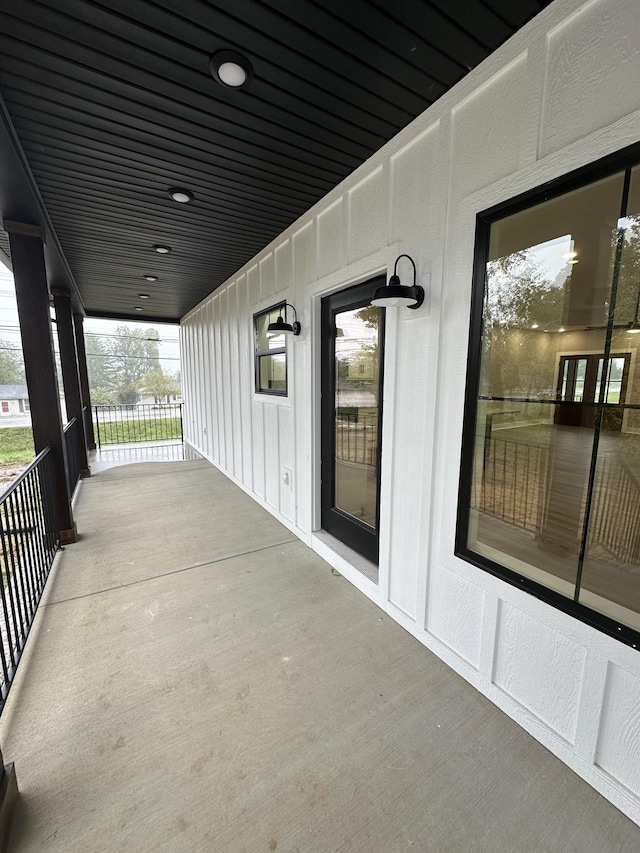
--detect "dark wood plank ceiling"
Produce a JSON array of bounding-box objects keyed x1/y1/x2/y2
[{"x1": 0, "y1": 0, "x2": 553, "y2": 322}]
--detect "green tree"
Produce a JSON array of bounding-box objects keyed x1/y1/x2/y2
[
  {"x1": 483, "y1": 254, "x2": 566, "y2": 396},
  {"x1": 90, "y1": 386, "x2": 117, "y2": 405},
  {"x1": 85, "y1": 326, "x2": 162, "y2": 402},
  {"x1": 0, "y1": 339, "x2": 25, "y2": 384},
  {"x1": 85, "y1": 333, "x2": 116, "y2": 389},
  {"x1": 485, "y1": 255, "x2": 566, "y2": 329},
  {"x1": 144, "y1": 368, "x2": 181, "y2": 403},
  {"x1": 613, "y1": 217, "x2": 640, "y2": 325},
  {"x1": 109, "y1": 326, "x2": 160, "y2": 388},
  {"x1": 116, "y1": 382, "x2": 140, "y2": 405}
]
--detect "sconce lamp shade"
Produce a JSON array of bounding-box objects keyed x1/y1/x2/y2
[
  {"x1": 371, "y1": 279, "x2": 423, "y2": 308},
  {"x1": 267, "y1": 302, "x2": 301, "y2": 336},
  {"x1": 371, "y1": 254, "x2": 424, "y2": 310}
]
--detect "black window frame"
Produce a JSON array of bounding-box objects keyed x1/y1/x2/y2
[
  {"x1": 253, "y1": 302, "x2": 288, "y2": 397},
  {"x1": 455, "y1": 140, "x2": 640, "y2": 650}
]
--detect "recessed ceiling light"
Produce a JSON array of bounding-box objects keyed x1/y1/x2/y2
[
  {"x1": 531, "y1": 323, "x2": 539, "y2": 329},
  {"x1": 169, "y1": 188, "x2": 194, "y2": 204},
  {"x1": 210, "y1": 50, "x2": 253, "y2": 89},
  {"x1": 558, "y1": 327, "x2": 565, "y2": 332},
  {"x1": 144, "y1": 275, "x2": 158, "y2": 281},
  {"x1": 562, "y1": 250, "x2": 578, "y2": 260},
  {"x1": 153, "y1": 244, "x2": 171, "y2": 254},
  {"x1": 138, "y1": 293, "x2": 150, "y2": 299},
  {"x1": 135, "y1": 306, "x2": 144, "y2": 311},
  {"x1": 218, "y1": 62, "x2": 246, "y2": 87}
]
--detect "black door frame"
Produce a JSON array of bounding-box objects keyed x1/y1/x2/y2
[
  {"x1": 555, "y1": 352, "x2": 630, "y2": 430},
  {"x1": 320, "y1": 276, "x2": 386, "y2": 563}
]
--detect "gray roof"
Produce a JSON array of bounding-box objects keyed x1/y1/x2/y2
[{"x1": 0, "y1": 385, "x2": 29, "y2": 399}]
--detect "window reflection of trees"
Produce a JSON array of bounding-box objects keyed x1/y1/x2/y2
[{"x1": 462, "y1": 170, "x2": 640, "y2": 637}]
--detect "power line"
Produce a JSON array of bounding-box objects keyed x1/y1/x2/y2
[
  {"x1": 0, "y1": 323, "x2": 178, "y2": 344},
  {"x1": 0, "y1": 345, "x2": 179, "y2": 362},
  {"x1": 83, "y1": 328, "x2": 178, "y2": 339},
  {"x1": 85, "y1": 354, "x2": 180, "y2": 361}
]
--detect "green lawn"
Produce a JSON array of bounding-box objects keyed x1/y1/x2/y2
[
  {"x1": 0, "y1": 416, "x2": 181, "y2": 463},
  {"x1": 95, "y1": 416, "x2": 182, "y2": 445},
  {"x1": 0, "y1": 427, "x2": 35, "y2": 464}
]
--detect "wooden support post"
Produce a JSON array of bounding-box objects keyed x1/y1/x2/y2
[
  {"x1": 52, "y1": 289, "x2": 90, "y2": 477},
  {"x1": 3, "y1": 221, "x2": 77, "y2": 544},
  {"x1": 0, "y1": 747, "x2": 17, "y2": 853},
  {"x1": 73, "y1": 313, "x2": 96, "y2": 450}
]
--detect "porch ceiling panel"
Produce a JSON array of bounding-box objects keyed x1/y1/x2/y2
[{"x1": 0, "y1": 0, "x2": 552, "y2": 321}]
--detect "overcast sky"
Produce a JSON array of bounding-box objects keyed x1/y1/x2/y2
[{"x1": 0, "y1": 263, "x2": 181, "y2": 371}]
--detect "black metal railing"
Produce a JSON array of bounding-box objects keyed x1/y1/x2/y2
[
  {"x1": 64, "y1": 417, "x2": 81, "y2": 494},
  {"x1": 93, "y1": 403, "x2": 183, "y2": 447},
  {"x1": 588, "y1": 457, "x2": 640, "y2": 565},
  {"x1": 335, "y1": 411, "x2": 378, "y2": 467},
  {"x1": 0, "y1": 448, "x2": 59, "y2": 711},
  {"x1": 474, "y1": 436, "x2": 551, "y2": 532},
  {"x1": 83, "y1": 404, "x2": 95, "y2": 449},
  {"x1": 474, "y1": 434, "x2": 640, "y2": 566}
]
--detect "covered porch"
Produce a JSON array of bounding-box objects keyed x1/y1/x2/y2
[{"x1": 0, "y1": 454, "x2": 637, "y2": 852}]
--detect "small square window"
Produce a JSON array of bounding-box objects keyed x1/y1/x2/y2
[{"x1": 254, "y1": 304, "x2": 288, "y2": 395}]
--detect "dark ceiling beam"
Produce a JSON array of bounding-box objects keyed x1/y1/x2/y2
[{"x1": 0, "y1": 93, "x2": 84, "y2": 315}]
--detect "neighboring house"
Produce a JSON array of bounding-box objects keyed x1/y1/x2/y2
[
  {"x1": 0, "y1": 385, "x2": 29, "y2": 416},
  {"x1": 138, "y1": 393, "x2": 183, "y2": 406}
]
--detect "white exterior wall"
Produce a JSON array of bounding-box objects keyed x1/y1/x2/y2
[{"x1": 181, "y1": 0, "x2": 640, "y2": 824}]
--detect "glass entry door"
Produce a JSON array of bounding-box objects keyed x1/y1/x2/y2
[
  {"x1": 321, "y1": 277, "x2": 385, "y2": 563},
  {"x1": 555, "y1": 353, "x2": 630, "y2": 430}
]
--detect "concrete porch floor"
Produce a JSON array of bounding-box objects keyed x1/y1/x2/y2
[{"x1": 0, "y1": 456, "x2": 639, "y2": 851}]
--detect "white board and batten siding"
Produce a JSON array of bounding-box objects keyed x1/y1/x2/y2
[{"x1": 181, "y1": 0, "x2": 640, "y2": 825}]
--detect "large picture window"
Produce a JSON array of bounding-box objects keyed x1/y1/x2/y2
[
  {"x1": 457, "y1": 145, "x2": 640, "y2": 647},
  {"x1": 254, "y1": 303, "x2": 287, "y2": 395}
]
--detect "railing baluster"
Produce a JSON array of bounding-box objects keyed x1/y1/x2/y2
[
  {"x1": 90, "y1": 404, "x2": 184, "y2": 447},
  {"x1": 472, "y1": 434, "x2": 640, "y2": 575},
  {"x1": 7, "y1": 490, "x2": 28, "y2": 648},
  {"x1": 27, "y1": 468, "x2": 47, "y2": 587},
  {"x1": 95, "y1": 406, "x2": 102, "y2": 448},
  {"x1": 63, "y1": 418, "x2": 81, "y2": 495},
  {"x1": 0, "y1": 448, "x2": 60, "y2": 713},
  {"x1": 17, "y1": 478, "x2": 37, "y2": 619},
  {"x1": 0, "y1": 504, "x2": 19, "y2": 669}
]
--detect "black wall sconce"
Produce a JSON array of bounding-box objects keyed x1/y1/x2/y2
[
  {"x1": 267, "y1": 303, "x2": 301, "y2": 336},
  {"x1": 371, "y1": 254, "x2": 424, "y2": 310}
]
